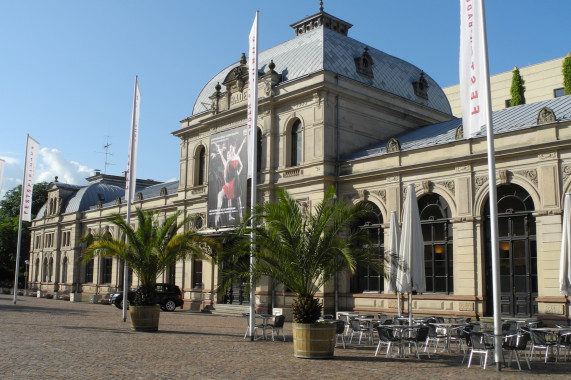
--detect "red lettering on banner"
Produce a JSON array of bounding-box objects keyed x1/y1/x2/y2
[
  {"x1": 471, "y1": 76, "x2": 476, "y2": 84},
  {"x1": 471, "y1": 106, "x2": 480, "y2": 115},
  {"x1": 471, "y1": 91, "x2": 478, "y2": 100}
]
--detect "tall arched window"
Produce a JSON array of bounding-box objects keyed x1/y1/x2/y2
[
  {"x1": 256, "y1": 128, "x2": 262, "y2": 173},
  {"x1": 419, "y1": 193, "x2": 453, "y2": 294},
  {"x1": 85, "y1": 258, "x2": 94, "y2": 283},
  {"x1": 61, "y1": 257, "x2": 68, "y2": 283},
  {"x1": 34, "y1": 258, "x2": 39, "y2": 282},
  {"x1": 290, "y1": 120, "x2": 302, "y2": 166},
  {"x1": 42, "y1": 258, "x2": 48, "y2": 282},
  {"x1": 198, "y1": 146, "x2": 206, "y2": 185},
  {"x1": 350, "y1": 202, "x2": 384, "y2": 293},
  {"x1": 483, "y1": 184, "x2": 537, "y2": 317},
  {"x1": 48, "y1": 257, "x2": 54, "y2": 282}
]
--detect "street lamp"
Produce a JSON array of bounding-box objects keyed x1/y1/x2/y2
[{"x1": 24, "y1": 260, "x2": 29, "y2": 294}]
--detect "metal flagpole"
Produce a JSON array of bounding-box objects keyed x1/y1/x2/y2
[
  {"x1": 478, "y1": 2, "x2": 503, "y2": 370},
  {"x1": 13, "y1": 135, "x2": 39, "y2": 304},
  {"x1": 247, "y1": 11, "x2": 259, "y2": 341},
  {"x1": 123, "y1": 76, "x2": 140, "y2": 322}
]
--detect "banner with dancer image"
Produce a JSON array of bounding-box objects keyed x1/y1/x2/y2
[{"x1": 207, "y1": 126, "x2": 248, "y2": 229}]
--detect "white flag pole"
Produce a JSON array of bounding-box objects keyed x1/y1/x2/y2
[
  {"x1": 123, "y1": 76, "x2": 141, "y2": 322},
  {"x1": 247, "y1": 11, "x2": 259, "y2": 340},
  {"x1": 460, "y1": 0, "x2": 502, "y2": 370},
  {"x1": 0, "y1": 158, "x2": 5, "y2": 195},
  {"x1": 13, "y1": 135, "x2": 40, "y2": 304}
]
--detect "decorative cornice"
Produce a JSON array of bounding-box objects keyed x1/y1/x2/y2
[{"x1": 514, "y1": 169, "x2": 538, "y2": 186}]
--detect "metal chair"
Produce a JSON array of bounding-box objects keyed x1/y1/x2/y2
[
  {"x1": 502, "y1": 332, "x2": 531, "y2": 370},
  {"x1": 264, "y1": 314, "x2": 286, "y2": 341},
  {"x1": 243, "y1": 313, "x2": 263, "y2": 339},
  {"x1": 375, "y1": 326, "x2": 402, "y2": 357},
  {"x1": 349, "y1": 318, "x2": 370, "y2": 345},
  {"x1": 335, "y1": 320, "x2": 347, "y2": 348},
  {"x1": 424, "y1": 324, "x2": 447, "y2": 353},
  {"x1": 529, "y1": 329, "x2": 558, "y2": 363},
  {"x1": 401, "y1": 326, "x2": 430, "y2": 359},
  {"x1": 467, "y1": 332, "x2": 494, "y2": 369}
]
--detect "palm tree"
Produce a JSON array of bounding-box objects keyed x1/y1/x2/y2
[
  {"x1": 83, "y1": 208, "x2": 218, "y2": 306},
  {"x1": 222, "y1": 186, "x2": 384, "y2": 323}
]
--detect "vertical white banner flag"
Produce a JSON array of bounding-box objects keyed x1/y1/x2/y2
[
  {"x1": 247, "y1": 11, "x2": 259, "y2": 180},
  {"x1": 0, "y1": 158, "x2": 5, "y2": 195},
  {"x1": 21, "y1": 135, "x2": 40, "y2": 222},
  {"x1": 460, "y1": 0, "x2": 490, "y2": 139},
  {"x1": 125, "y1": 76, "x2": 140, "y2": 203}
]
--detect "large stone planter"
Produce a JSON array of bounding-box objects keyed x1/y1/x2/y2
[
  {"x1": 292, "y1": 322, "x2": 336, "y2": 359},
  {"x1": 129, "y1": 305, "x2": 161, "y2": 332}
]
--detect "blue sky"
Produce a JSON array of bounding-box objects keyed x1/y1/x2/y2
[{"x1": 1, "y1": 0, "x2": 570, "y2": 199}]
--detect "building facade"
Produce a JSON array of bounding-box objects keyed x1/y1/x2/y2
[
  {"x1": 29, "y1": 7, "x2": 571, "y2": 324},
  {"x1": 444, "y1": 55, "x2": 569, "y2": 117}
]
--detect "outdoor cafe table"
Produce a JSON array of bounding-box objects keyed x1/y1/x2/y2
[
  {"x1": 256, "y1": 314, "x2": 276, "y2": 340},
  {"x1": 355, "y1": 316, "x2": 380, "y2": 344}
]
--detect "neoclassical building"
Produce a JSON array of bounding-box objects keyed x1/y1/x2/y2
[{"x1": 29, "y1": 6, "x2": 571, "y2": 324}]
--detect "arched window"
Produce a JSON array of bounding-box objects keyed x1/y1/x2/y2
[
  {"x1": 483, "y1": 184, "x2": 537, "y2": 317},
  {"x1": 34, "y1": 258, "x2": 39, "y2": 282},
  {"x1": 42, "y1": 258, "x2": 48, "y2": 282},
  {"x1": 85, "y1": 258, "x2": 94, "y2": 283},
  {"x1": 61, "y1": 257, "x2": 68, "y2": 283},
  {"x1": 290, "y1": 120, "x2": 302, "y2": 167},
  {"x1": 197, "y1": 146, "x2": 206, "y2": 185},
  {"x1": 48, "y1": 257, "x2": 54, "y2": 282},
  {"x1": 419, "y1": 193, "x2": 453, "y2": 294},
  {"x1": 256, "y1": 128, "x2": 262, "y2": 173},
  {"x1": 350, "y1": 202, "x2": 384, "y2": 293}
]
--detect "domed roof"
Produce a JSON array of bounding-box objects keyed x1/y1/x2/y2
[{"x1": 192, "y1": 14, "x2": 451, "y2": 116}]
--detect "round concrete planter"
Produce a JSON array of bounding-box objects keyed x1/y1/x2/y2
[
  {"x1": 292, "y1": 322, "x2": 336, "y2": 359},
  {"x1": 129, "y1": 305, "x2": 161, "y2": 332}
]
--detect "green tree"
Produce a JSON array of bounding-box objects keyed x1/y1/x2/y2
[
  {"x1": 509, "y1": 66, "x2": 526, "y2": 106},
  {"x1": 222, "y1": 186, "x2": 385, "y2": 323},
  {"x1": 0, "y1": 182, "x2": 48, "y2": 287},
  {"x1": 83, "y1": 208, "x2": 219, "y2": 306},
  {"x1": 563, "y1": 53, "x2": 571, "y2": 95}
]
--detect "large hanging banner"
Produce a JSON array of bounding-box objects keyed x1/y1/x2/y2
[{"x1": 207, "y1": 126, "x2": 248, "y2": 229}]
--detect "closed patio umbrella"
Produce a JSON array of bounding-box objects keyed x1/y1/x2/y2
[
  {"x1": 386, "y1": 211, "x2": 401, "y2": 313},
  {"x1": 396, "y1": 184, "x2": 426, "y2": 326},
  {"x1": 560, "y1": 193, "x2": 571, "y2": 296}
]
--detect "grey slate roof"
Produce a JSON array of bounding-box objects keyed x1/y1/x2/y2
[
  {"x1": 93, "y1": 180, "x2": 180, "y2": 209},
  {"x1": 66, "y1": 182, "x2": 125, "y2": 214},
  {"x1": 192, "y1": 26, "x2": 451, "y2": 116},
  {"x1": 346, "y1": 95, "x2": 571, "y2": 161}
]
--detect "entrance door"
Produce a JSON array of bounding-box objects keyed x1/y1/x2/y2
[{"x1": 483, "y1": 184, "x2": 538, "y2": 317}]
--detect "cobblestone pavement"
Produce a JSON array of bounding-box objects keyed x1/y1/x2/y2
[{"x1": 1, "y1": 294, "x2": 570, "y2": 380}]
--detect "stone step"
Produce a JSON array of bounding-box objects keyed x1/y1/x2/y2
[{"x1": 211, "y1": 303, "x2": 250, "y2": 317}]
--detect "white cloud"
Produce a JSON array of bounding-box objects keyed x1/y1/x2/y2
[
  {"x1": 36, "y1": 148, "x2": 93, "y2": 185},
  {"x1": 0, "y1": 148, "x2": 93, "y2": 200}
]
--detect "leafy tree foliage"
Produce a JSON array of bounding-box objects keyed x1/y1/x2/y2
[
  {"x1": 509, "y1": 67, "x2": 526, "y2": 107},
  {"x1": 0, "y1": 182, "x2": 48, "y2": 287},
  {"x1": 563, "y1": 53, "x2": 571, "y2": 95}
]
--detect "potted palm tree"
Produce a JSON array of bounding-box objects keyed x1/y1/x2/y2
[
  {"x1": 222, "y1": 186, "x2": 383, "y2": 358},
  {"x1": 83, "y1": 208, "x2": 218, "y2": 332}
]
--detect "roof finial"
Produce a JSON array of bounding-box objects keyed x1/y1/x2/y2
[{"x1": 319, "y1": 0, "x2": 323, "y2": 12}]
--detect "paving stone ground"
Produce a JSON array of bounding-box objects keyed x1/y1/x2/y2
[{"x1": 1, "y1": 294, "x2": 570, "y2": 379}]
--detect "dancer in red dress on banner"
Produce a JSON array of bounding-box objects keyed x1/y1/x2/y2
[{"x1": 214, "y1": 137, "x2": 245, "y2": 227}]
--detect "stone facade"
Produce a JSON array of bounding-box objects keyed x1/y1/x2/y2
[{"x1": 28, "y1": 8, "x2": 570, "y2": 324}]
